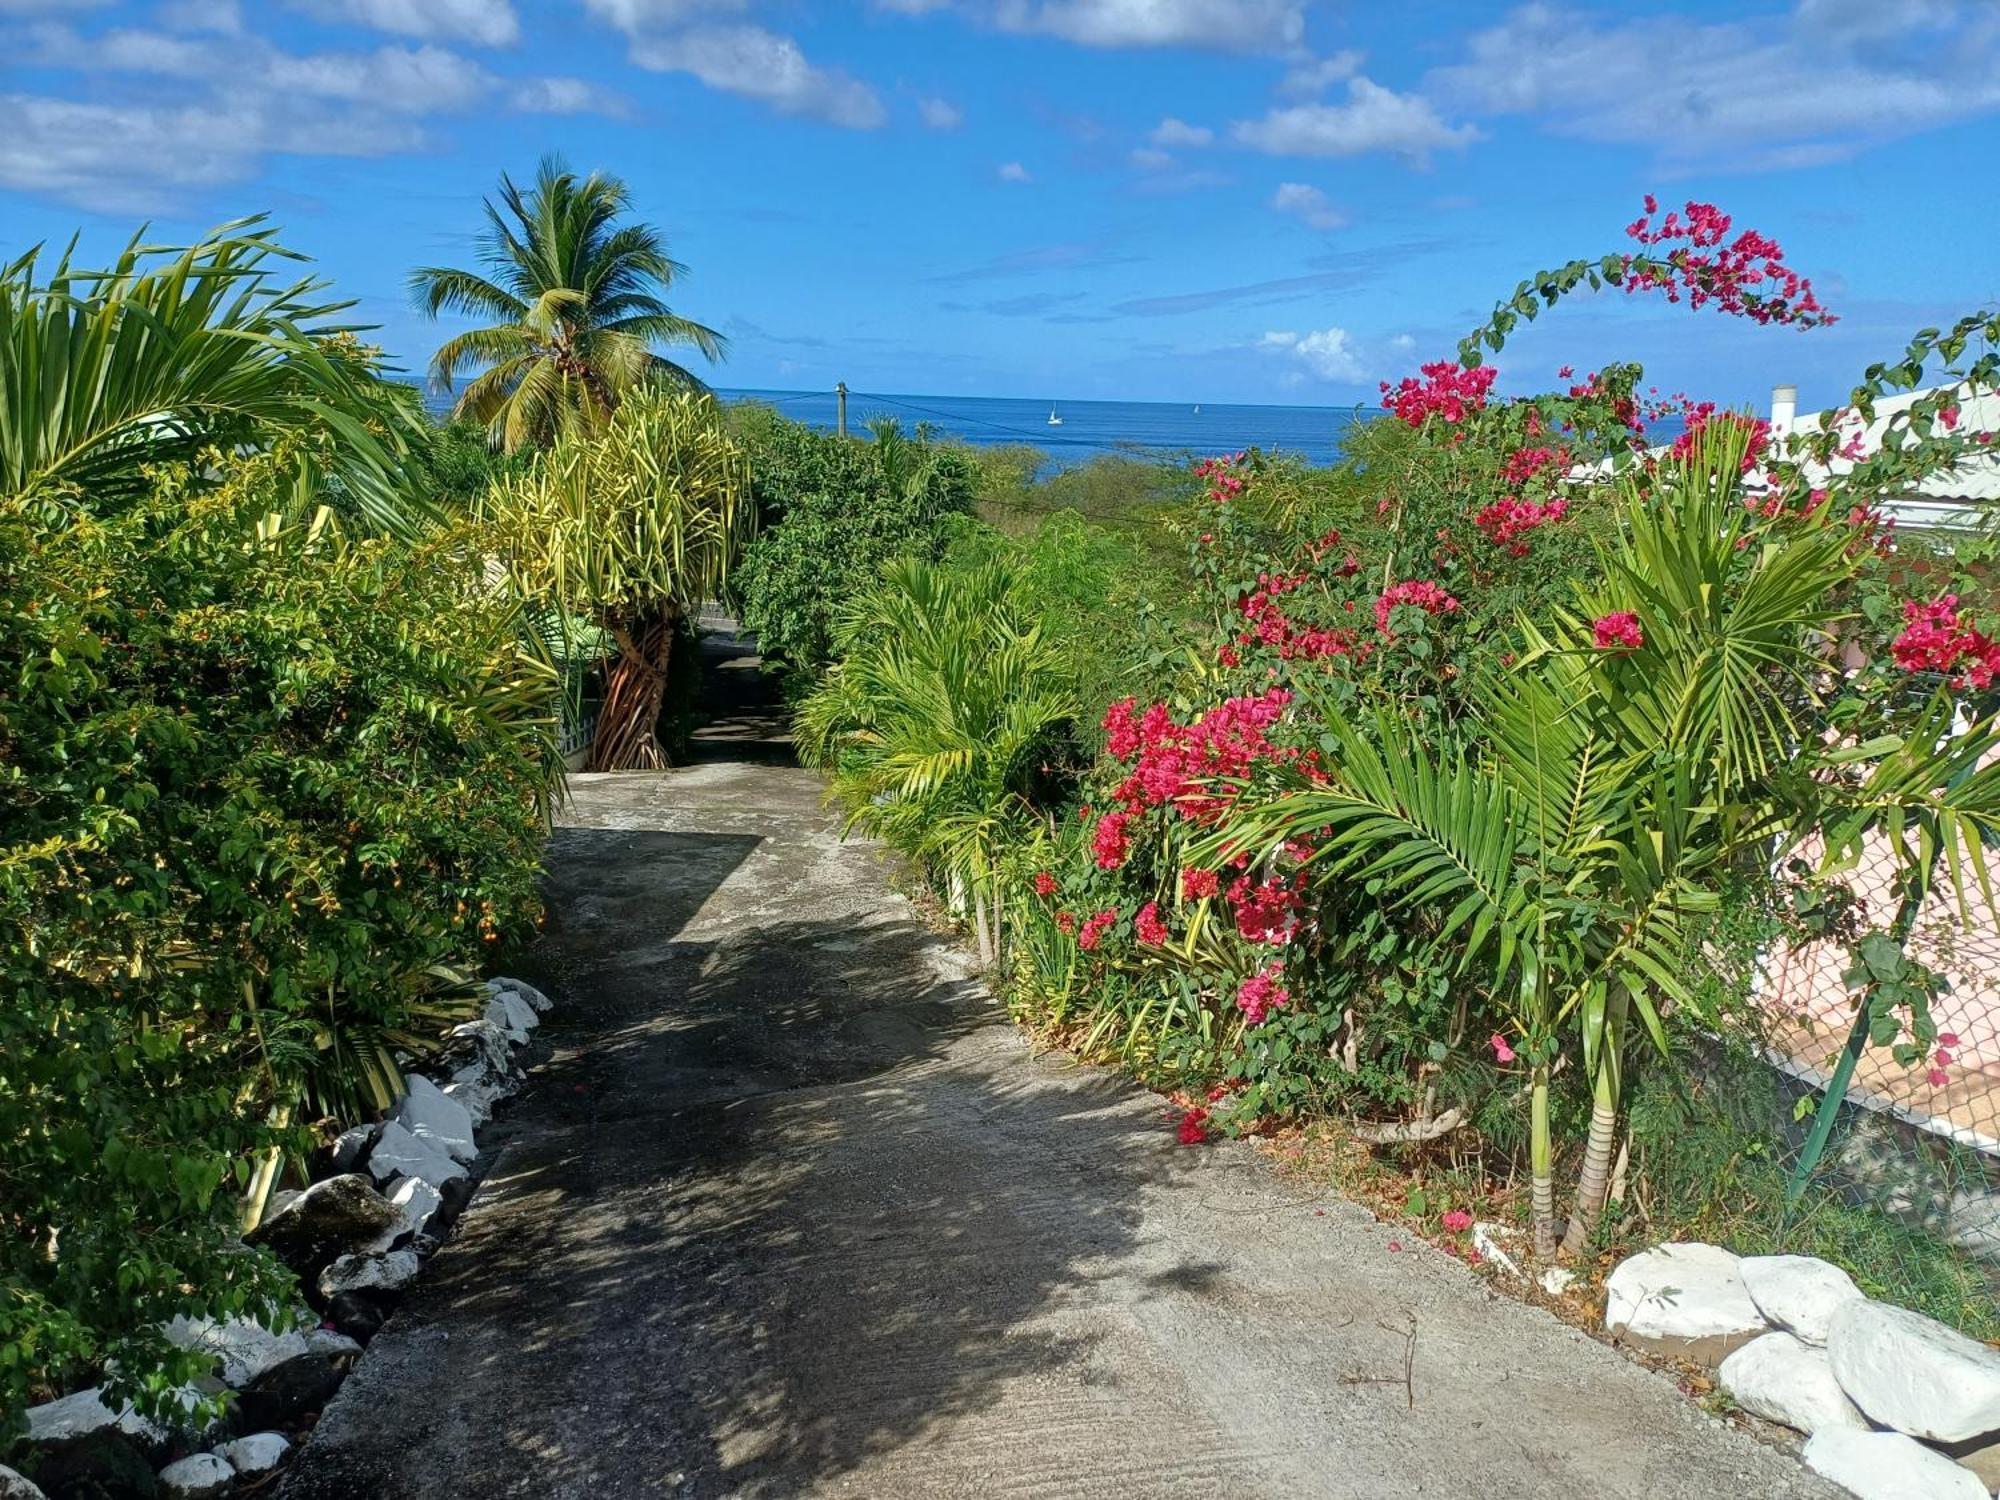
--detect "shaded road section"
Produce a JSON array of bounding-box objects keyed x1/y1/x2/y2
[{"x1": 281, "y1": 623, "x2": 1835, "y2": 1499}]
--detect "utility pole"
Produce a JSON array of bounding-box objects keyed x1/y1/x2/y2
[{"x1": 835, "y1": 381, "x2": 847, "y2": 438}]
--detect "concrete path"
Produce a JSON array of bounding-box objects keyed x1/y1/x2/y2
[{"x1": 280, "y1": 626, "x2": 1836, "y2": 1499}]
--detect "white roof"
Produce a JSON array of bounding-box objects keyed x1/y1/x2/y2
[{"x1": 1780, "y1": 382, "x2": 2000, "y2": 529}]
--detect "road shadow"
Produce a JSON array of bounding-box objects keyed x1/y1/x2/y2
[{"x1": 281, "y1": 825, "x2": 1165, "y2": 1499}]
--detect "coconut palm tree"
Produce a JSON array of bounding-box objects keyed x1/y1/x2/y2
[{"x1": 411, "y1": 157, "x2": 725, "y2": 453}]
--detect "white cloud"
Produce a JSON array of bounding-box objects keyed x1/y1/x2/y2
[
  {"x1": 988, "y1": 0, "x2": 1304, "y2": 52},
  {"x1": 264, "y1": 44, "x2": 498, "y2": 113},
  {"x1": 0, "y1": 0, "x2": 108, "y2": 11},
  {"x1": 1429, "y1": 2, "x2": 2000, "y2": 167},
  {"x1": 1148, "y1": 115, "x2": 1212, "y2": 147},
  {"x1": 284, "y1": 0, "x2": 520, "y2": 47},
  {"x1": 1269, "y1": 181, "x2": 1345, "y2": 230},
  {"x1": 1232, "y1": 77, "x2": 1479, "y2": 163},
  {"x1": 0, "y1": 91, "x2": 421, "y2": 213},
  {"x1": 629, "y1": 24, "x2": 887, "y2": 128},
  {"x1": 1258, "y1": 325, "x2": 1365, "y2": 381},
  {"x1": 1129, "y1": 146, "x2": 1174, "y2": 170},
  {"x1": 997, "y1": 160, "x2": 1032, "y2": 182},
  {"x1": 918, "y1": 95, "x2": 963, "y2": 129},
  {"x1": 512, "y1": 77, "x2": 628, "y2": 115},
  {"x1": 1277, "y1": 48, "x2": 1363, "y2": 97},
  {"x1": 582, "y1": 0, "x2": 750, "y2": 31}
]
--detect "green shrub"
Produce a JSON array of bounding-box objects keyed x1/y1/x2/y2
[
  {"x1": 729, "y1": 410, "x2": 975, "y2": 676},
  {"x1": 0, "y1": 449, "x2": 559, "y2": 1430}
]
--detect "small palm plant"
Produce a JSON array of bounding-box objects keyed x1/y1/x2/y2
[
  {"x1": 797, "y1": 555, "x2": 1077, "y2": 964},
  {"x1": 412, "y1": 156, "x2": 724, "y2": 452}
]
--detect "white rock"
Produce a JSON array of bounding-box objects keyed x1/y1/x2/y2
[
  {"x1": 318, "y1": 1249, "x2": 420, "y2": 1299},
  {"x1": 1470, "y1": 1221, "x2": 1524, "y2": 1279},
  {"x1": 366, "y1": 1119, "x2": 466, "y2": 1191},
  {"x1": 483, "y1": 991, "x2": 539, "y2": 1044},
  {"x1": 448, "y1": 1018, "x2": 517, "y2": 1077},
  {"x1": 500, "y1": 977, "x2": 553, "y2": 1013},
  {"x1": 0, "y1": 1463, "x2": 47, "y2": 1499},
  {"x1": 1739, "y1": 1255, "x2": 1863, "y2": 1346},
  {"x1": 24, "y1": 1387, "x2": 165, "y2": 1446},
  {"x1": 1539, "y1": 1267, "x2": 1577, "y2": 1296},
  {"x1": 396, "y1": 1074, "x2": 476, "y2": 1163},
  {"x1": 1828, "y1": 1299, "x2": 2000, "y2": 1443},
  {"x1": 1603, "y1": 1242, "x2": 1767, "y2": 1355},
  {"x1": 1803, "y1": 1428, "x2": 1988, "y2": 1500},
  {"x1": 216, "y1": 1432, "x2": 290, "y2": 1476},
  {"x1": 387, "y1": 1175, "x2": 443, "y2": 1239},
  {"x1": 157, "y1": 1453, "x2": 234, "y2": 1499},
  {"x1": 164, "y1": 1315, "x2": 308, "y2": 1390},
  {"x1": 1719, "y1": 1331, "x2": 1868, "y2": 1435}
]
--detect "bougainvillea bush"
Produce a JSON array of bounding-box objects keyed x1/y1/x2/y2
[{"x1": 927, "y1": 200, "x2": 2000, "y2": 1262}]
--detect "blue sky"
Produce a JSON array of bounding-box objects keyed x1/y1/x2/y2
[{"x1": 2, "y1": 0, "x2": 1996, "y2": 411}]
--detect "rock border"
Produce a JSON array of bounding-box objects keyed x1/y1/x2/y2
[{"x1": 8, "y1": 977, "x2": 554, "y2": 1500}]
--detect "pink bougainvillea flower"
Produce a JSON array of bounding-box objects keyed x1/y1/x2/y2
[
  {"x1": 1935, "y1": 1047, "x2": 1955, "y2": 1067},
  {"x1": 1387, "y1": 1240, "x2": 1403, "y2": 1252},
  {"x1": 1441, "y1": 1210, "x2": 1473, "y2": 1233},
  {"x1": 1489, "y1": 1033, "x2": 1516, "y2": 1063},
  {"x1": 1180, "y1": 867, "x2": 1220, "y2": 901},
  {"x1": 1592, "y1": 612, "x2": 1644, "y2": 651},
  {"x1": 1939, "y1": 1031, "x2": 1961, "y2": 1048},
  {"x1": 1235, "y1": 962, "x2": 1292, "y2": 1025},
  {"x1": 1078, "y1": 908, "x2": 1118, "y2": 951},
  {"x1": 1032, "y1": 870, "x2": 1058, "y2": 898},
  {"x1": 1177, "y1": 1107, "x2": 1210, "y2": 1145},
  {"x1": 1135, "y1": 900, "x2": 1170, "y2": 946},
  {"x1": 1928, "y1": 1067, "x2": 1950, "y2": 1088}
]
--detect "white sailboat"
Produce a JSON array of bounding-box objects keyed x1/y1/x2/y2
[{"x1": 1047, "y1": 405, "x2": 1063, "y2": 426}]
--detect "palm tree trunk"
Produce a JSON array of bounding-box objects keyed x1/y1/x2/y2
[
  {"x1": 1530, "y1": 1061, "x2": 1556, "y2": 1260},
  {"x1": 588, "y1": 606, "x2": 677, "y2": 770},
  {"x1": 1560, "y1": 1071, "x2": 1622, "y2": 1258}
]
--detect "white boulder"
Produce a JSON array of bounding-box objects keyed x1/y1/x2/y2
[
  {"x1": 1828, "y1": 1299, "x2": 2000, "y2": 1443},
  {"x1": 24, "y1": 1387, "x2": 164, "y2": 1446},
  {"x1": 483, "y1": 989, "x2": 539, "y2": 1043},
  {"x1": 387, "y1": 1175, "x2": 444, "y2": 1239},
  {"x1": 1802, "y1": 1428, "x2": 1987, "y2": 1500},
  {"x1": 303, "y1": 1328, "x2": 363, "y2": 1359},
  {"x1": 1718, "y1": 1331, "x2": 1868, "y2": 1436},
  {"x1": 395, "y1": 1074, "x2": 476, "y2": 1164},
  {"x1": 0, "y1": 1463, "x2": 47, "y2": 1499},
  {"x1": 498, "y1": 977, "x2": 553, "y2": 1013},
  {"x1": 216, "y1": 1432, "x2": 290, "y2": 1477},
  {"x1": 1604, "y1": 1243, "x2": 1768, "y2": 1361},
  {"x1": 1739, "y1": 1255, "x2": 1863, "y2": 1347},
  {"x1": 1470, "y1": 1221, "x2": 1524, "y2": 1279},
  {"x1": 164, "y1": 1315, "x2": 307, "y2": 1390},
  {"x1": 366, "y1": 1120, "x2": 466, "y2": 1191},
  {"x1": 318, "y1": 1248, "x2": 420, "y2": 1299},
  {"x1": 447, "y1": 1018, "x2": 517, "y2": 1078},
  {"x1": 158, "y1": 1452, "x2": 234, "y2": 1499}
]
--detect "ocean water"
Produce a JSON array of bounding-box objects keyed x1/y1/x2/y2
[
  {"x1": 719, "y1": 388, "x2": 1365, "y2": 467},
  {"x1": 409, "y1": 379, "x2": 1364, "y2": 467}
]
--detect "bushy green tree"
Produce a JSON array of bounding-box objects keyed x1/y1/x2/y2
[
  {"x1": 0, "y1": 448, "x2": 559, "y2": 1430},
  {"x1": 730, "y1": 411, "x2": 976, "y2": 676}
]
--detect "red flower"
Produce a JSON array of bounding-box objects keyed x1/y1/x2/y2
[
  {"x1": 1078, "y1": 908, "x2": 1118, "y2": 951},
  {"x1": 1489, "y1": 1033, "x2": 1516, "y2": 1064},
  {"x1": 1441, "y1": 1209, "x2": 1473, "y2": 1233},
  {"x1": 1891, "y1": 595, "x2": 2000, "y2": 689},
  {"x1": 1091, "y1": 809, "x2": 1133, "y2": 869},
  {"x1": 1135, "y1": 900, "x2": 1169, "y2": 946},
  {"x1": 1055, "y1": 910, "x2": 1076, "y2": 935},
  {"x1": 1235, "y1": 962, "x2": 1291, "y2": 1024},
  {"x1": 1381, "y1": 361, "x2": 1498, "y2": 429},
  {"x1": 1032, "y1": 870, "x2": 1058, "y2": 898},
  {"x1": 1592, "y1": 612, "x2": 1644, "y2": 651},
  {"x1": 1180, "y1": 867, "x2": 1220, "y2": 900},
  {"x1": 1374, "y1": 579, "x2": 1459, "y2": 638},
  {"x1": 1177, "y1": 1107, "x2": 1211, "y2": 1145}
]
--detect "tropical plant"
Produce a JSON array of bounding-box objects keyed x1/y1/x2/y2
[
  {"x1": 0, "y1": 219, "x2": 422, "y2": 533},
  {"x1": 797, "y1": 553, "x2": 1077, "y2": 963},
  {"x1": 1, "y1": 447, "x2": 558, "y2": 1430},
  {"x1": 730, "y1": 409, "x2": 977, "y2": 676},
  {"x1": 1203, "y1": 419, "x2": 2000, "y2": 1256},
  {"x1": 482, "y1": 386, "x2": 753, "y2": 769},
  {"x1": 412, "y1": 157, "x2": 724, "y2": 453}
]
